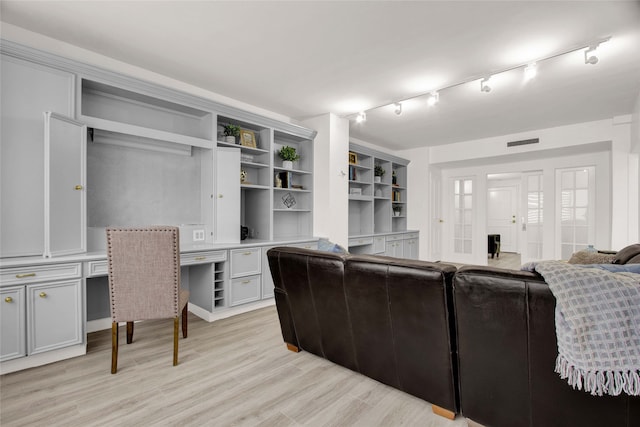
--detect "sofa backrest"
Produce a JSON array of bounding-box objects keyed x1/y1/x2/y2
[
  {"x1": 454, "y1": 266, "x2": 639, "y2": 427},
  {"x1": 267, "y1": 247, "x2": 460, "y2": 413}
]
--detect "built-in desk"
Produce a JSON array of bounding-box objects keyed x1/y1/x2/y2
[{"x1": 0, "y1": 237, "x2": 317, "y2": 374}]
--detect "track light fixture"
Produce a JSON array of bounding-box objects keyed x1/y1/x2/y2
[
  {"x1": 426, "y1": 92, "x2": 439, "y2": 106},
  {"x1": 584, "y1": 45, "x2": 599, "y2": 65},
  {"x1": 524, "y1": 63, "x2": 537, "y2": 80},
  {"x1": 480, "y1": 77, "x2": 492, "y2": 93},
  {"x1": 345, "y1": 36, "x2": 610, "y2": 122}
]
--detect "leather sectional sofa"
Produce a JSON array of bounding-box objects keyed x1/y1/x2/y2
[{"x1": 266, "y1": 247, "x2": 640, "y2": 427}]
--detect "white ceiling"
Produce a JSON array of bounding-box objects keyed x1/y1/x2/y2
[{"x1": 2, "y1": 1, "x2": 639, "y2": 150}]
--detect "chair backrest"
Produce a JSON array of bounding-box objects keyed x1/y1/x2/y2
[{"x1": 106, "y1": 226, "x2": 181, "y2": 322}]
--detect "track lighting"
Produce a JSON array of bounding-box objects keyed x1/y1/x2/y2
[
  {"x1": 480, "y1": 77, "x2": 492, "y2": 93},
  {"x1": 524, "y1": 63, "x2": 537, "y2": 80},
  {"x1": 584, "y1": 46, "x2": 599, "y2": 65},
  {"x1": 426, "y1": 92, "x2": 439, "y2": 106},
  {"x1": 346, "y1": 36, "x2": 610, "y2": 122}
]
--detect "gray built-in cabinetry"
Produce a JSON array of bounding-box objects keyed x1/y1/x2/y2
[
  {"x1": 348, "y1": 143, "x2": 419, "y2": 258},
  {"x1": 0, "y1": 41, "x2": 316, "y2": 373}
]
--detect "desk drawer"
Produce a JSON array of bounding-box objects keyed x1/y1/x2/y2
[
  {"x1": 1, "y1": 263, "x2": 81, "y2": 286},
  {"x1": 230, "y1": 275, "x2": 260, "y2": 306},
  {"x1": 181, "y1": 251, "x2": 226, "y2": 266},
  {"x1": 385, "y1": 234, "x2": 404, "y2": 242},
  {"x1": 404, "y1": 232, "x2": 419, "y2": 240},
  {"x1": 348, "y1": 237, "x2": 373, "y2": 247},
  {"x1": 86, "y1": 261, "x2": 108, "y2": 278},
  {"x1": 230, "y1": 248, "x2": 261, "y2": 278}
]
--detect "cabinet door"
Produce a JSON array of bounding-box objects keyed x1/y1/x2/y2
[
  {"x1": 27, "y1": 280, "x2": 83, "y2": 355},
  {"x1": 215, "y1": 147, "x2": 240, "y2": 243},
  {"x1": 403, "y1": 238, "x2": 419, "y2": 260},
  {"x1": 0, "y1": 286, "x2": 26, "y2": 362},
  {"x1": 262, "y1": 246, "x2": 275, "y2": 299},
  {"x1": 44, "y1": 112, "x2": 87, "y2": 257},
  {"x1": 0, "y1": 55, "x2": 74, "y2": 257}
]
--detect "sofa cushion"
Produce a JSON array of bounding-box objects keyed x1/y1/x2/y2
[
  {"x1": 612, "y1": 243, "x2": 640, "y2": 264},
  {"x1": 627, "y1": 253, "x2": 640, "y2": 264}
]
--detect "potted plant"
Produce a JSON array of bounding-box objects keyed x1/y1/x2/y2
[
  {"x1": 223, "y1": 124, "x2": 241, "y2": 144},
  {"x1": 279, "y1": 145, "x2": 300, "y2": 170},
  {"x1": 374, "y1": 164, "x2": 385, "y2": 183},
  {"x1": 392, "y1": 170, "x2": 398, "y2": 186},
  {"x1": 392, "y1": 204, "x2": 402, "y2": 217}
]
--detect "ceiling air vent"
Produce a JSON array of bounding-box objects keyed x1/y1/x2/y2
[{"x1": 507, "y1": 138, "x2": 539, "y2": 147}]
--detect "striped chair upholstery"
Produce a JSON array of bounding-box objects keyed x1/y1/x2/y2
[{"x1": 106, "y1": 226, "x2": 189, "y2": 374}]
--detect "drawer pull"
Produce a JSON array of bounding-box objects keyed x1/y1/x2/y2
[
  {"x1": 242, "y1": 280, "x2": 250, "y2": 284},
  {"x1": 4, "y1": 297, "x2": 13, "y2": 303},
  {"x1": 16, "y1": 273, "x2": 36, "y2": 279},
  {"x1": 39, "y1": 292, "x2": 47, "y2": 298},
  {"x1": 243, "y1": 252, "x2": 252, "y2": 256},
  {"x1": 194, "y1": 256, "x2": 206, "y2": 261},
  {"x1": 75, "y1": 185, "x2": 83, "y2": 190}
]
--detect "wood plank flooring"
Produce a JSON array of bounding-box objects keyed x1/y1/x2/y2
[{"x1": 1, "y1": 307, "x2": 483, "y2": 427}]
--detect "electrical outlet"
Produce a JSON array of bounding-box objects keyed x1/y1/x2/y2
[{"x1": 193, "y1": 229, "x2": 205, "y2": 241}]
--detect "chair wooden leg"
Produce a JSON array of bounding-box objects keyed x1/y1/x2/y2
[
  {"x1": 111, "y1": 322, "x2": 119, "y2": 374},
  {"x1": 126, "y1": 321, "x2": 134, "y2": 344},
  {"x1": 173, "y1": 317, "x2": 179, "y2": 366},
  {"x1": 181, "y1": 304, "x2": 188, "y2": 338}
]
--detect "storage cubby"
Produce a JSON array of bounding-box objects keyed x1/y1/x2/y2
[
  {"x1": 80, "y1": 79, "x2": 213, "y2": 146},
  {"x1": 187, "y1": 260, "x2": 227, "y2": 312},
  {"x1": 348, "y1": 143, "x2": 411, "y2": 246},
  {"x1": 241, "y1": 188, "x2": 271, "y2": 241}
]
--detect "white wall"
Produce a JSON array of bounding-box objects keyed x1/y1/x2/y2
[{"x1": 303, "y1": 114, "x2": 350, "y2": 248}]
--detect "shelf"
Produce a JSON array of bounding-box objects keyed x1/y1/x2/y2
[
  {"x1": 83, "y1": 116, "x2": 213, "y2": 149},
  {"x1": 349, "y1": 180, "x2": 372, "y2": 185},
  {"x1": 273, "y1": 208, "x2": 312, "y2": 212},
  {"x1": 349, "y1": 195, "x2": 373, "y2": 201},
  {"x1": 241, "y1": 161, "x2": 269, "y2": 168},
  {"x1": 273, "y1": 166, "x2": 312, "y2": 175},
  {"x1": 350, "y1": 163, "x2": 371, "y2": 170},
  {"x1": 274, "y1": 187, "x2": 310, "y2": 193},
  {"x1": 217, "y1": 140, "x2": 269, "y2": 155},
  {"x1": 240, "y1": 184, "x2": 270, "y2": 190}
]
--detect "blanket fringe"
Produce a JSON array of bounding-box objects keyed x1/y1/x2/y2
[{"x1": 555, "y1": 354, "x2": 640, "y2": 397}]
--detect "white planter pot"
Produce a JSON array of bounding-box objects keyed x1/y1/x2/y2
[
  {"x1": 374, "y1": 176, "x2": 381, "y2": 183},
  {"x1": 282, "y1": 160, "x2": 293, "y2": 170},
  {"x1": 225, "y1": 135, "x2": 236, "y2": 144},
  {"x1": 394, "y1": 211, "x2": 401, "y2": 217}
]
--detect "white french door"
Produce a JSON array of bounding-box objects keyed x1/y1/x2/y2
[
  {"x1": 521, "y1": 171, "x2": 544, "y2": 264},
  {"x1": 444, "y1": 175, "x2": 476, "y2": 264},
  {"x1": 430, "y1": 170, "x2": 442, "y2": 261},
  {"x1": 556, "y1": 166, "x2": 595, "y2": 260},
  {"x1": 487, "y1": 185, "x2": 518, "y2": 253}
]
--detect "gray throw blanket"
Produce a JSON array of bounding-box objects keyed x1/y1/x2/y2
[{"x1": 535, "y1": 261, "x2": 640, "y2": 396}]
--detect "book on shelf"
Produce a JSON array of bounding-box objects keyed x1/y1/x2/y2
[
  {"x1": 278, "y1": 171, "x2": 293, "y2": 188},
  {"x1": 349, "y1": 165, "x2": 357, "y2": 181},
  {"x1": 392, "y1": 190, "x2": 401, "y2": 201}
]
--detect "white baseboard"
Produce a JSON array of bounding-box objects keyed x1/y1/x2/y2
[{"x1": 0, "y1": 344, "x2": 86, "y2": 375}]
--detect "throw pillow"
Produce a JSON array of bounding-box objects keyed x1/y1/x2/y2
[
  {"x1": 612, "y1": 243, "x2": 640, "y2": 264},
  {"x1": 317, "y1": 238, "x2": 348, "y2": 254},
  {"x1": 568, "y1": 250, "x2": 616, "y2": 265}
]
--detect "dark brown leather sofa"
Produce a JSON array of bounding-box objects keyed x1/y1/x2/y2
[
  {"x1": 454, "y1": 266, "x2": 640, "y2": 427},
  {"x1": 267, "y1": 246, "x2": 460, "y2": 419}
]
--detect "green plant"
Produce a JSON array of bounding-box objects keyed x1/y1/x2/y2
[
  {"x1": 374, "y1": 164, "x2": 385, "y2": 177},
  {"x1": 278, "y1": 145, "x2": 300, "y2": 162},
  {"x1": 223, "y1": 124, "x2": 241, "y2": 137},
  {"x1": 392, "y1": 204, "x2": 402, "y2": 213}
]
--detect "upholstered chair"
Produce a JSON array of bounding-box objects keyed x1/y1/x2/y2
[{"x1": 106, "y1": 226, "x2": 189, "y2": 374}]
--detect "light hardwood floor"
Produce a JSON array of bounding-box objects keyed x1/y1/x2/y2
[{"x1": 1, "y1": 306, "x2": 483, "y2": 427}]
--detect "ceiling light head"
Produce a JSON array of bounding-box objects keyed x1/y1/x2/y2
[
  {"x1": 480, "y1": 77, "x2": 492, "y2": 93},
  {"x1": 524, "y1": 63, "x2": 537, "y2": 81},
  {"x1": 426, "y1": 91, "x2": 439, "y2": 107},
  {"x1": 394, "y1": 102, "x2": 402, "y2": 116},
  {"x1": 584, "y1": 46, "x2": 599, "y2": 65},
  {"x1": 356, "y1": 111, "x2": 367, "y2": 123}
]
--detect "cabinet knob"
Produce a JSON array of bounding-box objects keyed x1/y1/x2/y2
[
  {"x1": 4, "y1": 297, "x2": 13, "y2": 303},
  {"x1": 39, "y1": 292, "x2": 47, "y2": 298},
  {"x1": 75, "y1": 185, "x2": 83, "y2": 190},
  {"x1": 16, "y1": 272, "x2": 36, "y2": 279},
  {"x1": 218, "y1": 194, "x2": 224, "y2": 198}
]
